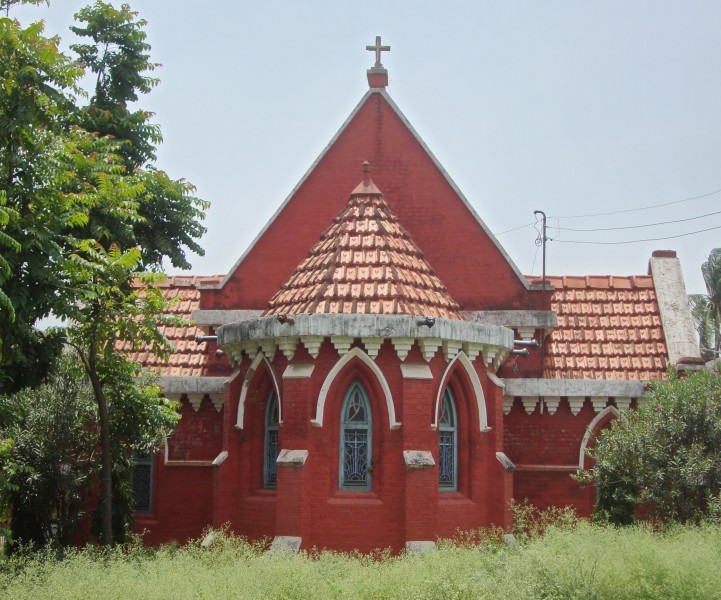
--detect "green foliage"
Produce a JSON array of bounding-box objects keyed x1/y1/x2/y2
[
  {"x1": 1, "y1": 4, "x2": 200, "y2": 546},
  {"x1": 0, "y1": 15, "x2": 85, "y2": 391},
  {"x1": 577, "y1": 367, "x2": 721, "y2": 525},
  {"x1": 690, "y1": 248, "x2": 721, "y2": 363},
  {"x1": 71, "y1": 1, "x2": 208, "y2": 270},
  {"x1": 0, "y1": 354, "x2": 96, "y2": 551},
  {"x1": 2, "y1": 523, "x2": 721, "y2": 599},
  {"x1": 71, "y1": 1, "x2": 159, "y2": 167}
]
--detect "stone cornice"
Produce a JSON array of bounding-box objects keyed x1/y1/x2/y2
[
  {"x1": 502, "y1": 377, "x2": 645, "y2": 416},
  {"x1": 157, "y1": 376, "x2": 227, "y2": 395},
  {"x1": 461, "y1": 310, "x2": 557, "y2": 330},
  {"x1": 191, "y1": 309, "x2": 263, "y2": 327},
  {"x1": 218, "y1": 314, "x2": 514, "y2": 367},
  {"x1": 502, "y1": 378, "x2": 644, "y2": 399}
]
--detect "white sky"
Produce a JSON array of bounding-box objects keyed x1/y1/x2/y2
[{"x1": 12, "y1": 1, "x2": 721, "y2": 296}]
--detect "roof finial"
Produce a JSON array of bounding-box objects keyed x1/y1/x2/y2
[
  {"x1": 366, "y1": 36, "x2": 390, "y2": 89},
  {"x1": 362, "y1": 160, "x2": 371, "y2": 182},
  {"x1": 366, "y1": 35, "x2": 390, "y2": 68}
]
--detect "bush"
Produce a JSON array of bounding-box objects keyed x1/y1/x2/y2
[{"x1": 577, "y1": 367, "x2": 721, "y2": 525}]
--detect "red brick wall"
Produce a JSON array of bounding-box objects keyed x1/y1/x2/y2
[
  {"x1": 201, "y1": 92, "x2": 540, "y2": 312},
  {"x1": 134, "y1": 456, "x2": 214, "y2": 545},
  {"x1": 504, "y1": 397, "x2": 615, "y2": 517},
  {"x1": 167, "y1": 396, "x2": 223, "y2": 461}
]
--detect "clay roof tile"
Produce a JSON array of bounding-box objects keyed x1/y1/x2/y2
[{"x1": 263, "y1": 179, "x2": 462, "y2": 319}]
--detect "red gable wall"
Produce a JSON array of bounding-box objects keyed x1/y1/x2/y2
[{"x1": 201, "y1": 91, "x2": 541, "y2": 312}]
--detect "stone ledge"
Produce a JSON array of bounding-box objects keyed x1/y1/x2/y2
[
  {"x1": 405, "y1": 541, "x2": 437, "y2": 553},
  {"x1": 269, "y1": 536, "x2": 302, "y2": 553},
  {"x1": 191, "y1": 309, "x2": 263, "y2": 327},
  {"x1": 495, "y1": 452, "x2": 515, "y2": 472},
  {"x1": 502, "y1": 378, "x2": 645, "y2": 399},
  {"x1": 219, "y1": 314, "x2": 513, "y2": 351},
  {"x1": 462, "y1": 310, "x2": 557, "y2": 329},
  {"x1": 400, "y1": 364, "x2": 433, "y2": 379},
  {"x1": 158, "y1": 376, "x2": 227, "y2": 395},
  {"x1": 403, "y1": 450, "x2": 435, "y2": 469},
  {"x1": 276, "y1": 449, "x2": 308, "y2": 467}
]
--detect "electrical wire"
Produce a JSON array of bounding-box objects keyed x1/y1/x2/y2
[
  {"x1": 494, "y1": 222, "x2": 535, "y2": 235},
  {"x1": 553, "y1": 224, "x2": 721, "y2": 245},
  {"x1": 493, "y1": 186, "x2": 721, "y2": 235},
  {"x1": 550, "y1": 186, "x2": 721, "y2": 220},
  {"x1": 553, "y1": 209, "x2": 721, "y2": 233}
]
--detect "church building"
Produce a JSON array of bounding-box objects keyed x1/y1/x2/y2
[{"x1": 125, "y1": 39, "x2": 703, "y2": 552}]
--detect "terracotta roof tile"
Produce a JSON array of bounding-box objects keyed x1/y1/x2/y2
[
  {"x1": 537, "y1": 274, "x2": 668, "y2": 380},
  {"x1": 263, "y1": 178, "x2": 462, "y2": 319},
  {"x1": 116, "y1": 275, "x2": 225, "y2": 377}
]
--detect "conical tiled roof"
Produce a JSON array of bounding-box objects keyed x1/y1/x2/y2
[{"x1": 263, "y1": 175, "x2": 462, "y2": 319}]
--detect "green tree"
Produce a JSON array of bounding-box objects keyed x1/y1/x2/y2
[
  {"x1": 690, "y1": 248, "x2": 721, "y2": 363},
  {"x1": 0, "y1": 15, "x2": 85, "y2": 392},
  {"x1": 1, "y1": 4, "x2": 204, "y2": 547},
  {"x1": 71, "y1": 1, "x2": 208, "y2": 270},
  {"x1": 62, "y1": 241, "x2": 180, "y2": 546},
  {"x1": 576, "y1": 368, "x2": 721, "y2": 525}
]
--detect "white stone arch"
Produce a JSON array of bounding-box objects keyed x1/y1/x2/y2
[
  {"x1": 578, "y1": 406, "x2": 620, "y2": 469},
  {"x1": 235, "y1": 352, "x2": 281, "y2": 430},
  {"x1": 433, "y1": 351, "x2": 488, "y2": 432},
  {"x1": 313, "y1": 346, "x2": 400, "y2": 429}
]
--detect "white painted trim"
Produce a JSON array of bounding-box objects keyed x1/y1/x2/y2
[
  {"x1": 578, "y1": 406, "x2": 620, "y2": 469},
  {"x1": 432, "y1": 352, "x2": 488, "y2": 432},
  {"x1": 312, "y1": 347, "x2": 399, "y2": 429},
  {"x1": 235, "y1": 352, "x2": 281, "y2": 430},
  {"x1": 212, "y1": 451, "x2": 228, "y2": 466}
]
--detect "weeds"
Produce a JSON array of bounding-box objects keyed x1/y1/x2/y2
[{"x1": 2, "y1": 519, "x2": 721, "y2": 599}]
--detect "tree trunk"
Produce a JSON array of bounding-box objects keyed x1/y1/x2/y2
[{"x1": 88, "y1": 363, "x2": 113, "y2": 546}]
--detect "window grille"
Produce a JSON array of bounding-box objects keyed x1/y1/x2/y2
[
  {"x1": 264, "y1": 389, "x2": 280, "y2": 489},
  {"x1": 439, "y1": 387, "x2": 458, "y2": 490},
  {"x1": 132, "y1": 452, "x2": 154, "y2": 512},
  {"x1": 339, "y1": 380, "x2": 372, "y2": 490}
]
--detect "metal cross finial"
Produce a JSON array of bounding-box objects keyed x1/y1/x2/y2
[{"x1": 366, "y1": 36, "x2": 390, "y2": 68}]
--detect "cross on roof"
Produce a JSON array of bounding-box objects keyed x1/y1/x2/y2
[{"x1": 366, "y1": 36, "x2": 390, "y2": 68}]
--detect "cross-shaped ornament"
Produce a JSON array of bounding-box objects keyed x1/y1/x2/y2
[{"x1": 366, "y1": 36, "x2": 390, "y2": 68}]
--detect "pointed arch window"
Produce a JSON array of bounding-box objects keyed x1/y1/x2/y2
[
  {"x1": 439, "y1": 387, "x2": 458, "y2": 491},
  {"x1": 264, "y1": 389, "x2": 280, "y2": 489},
  {"x1": 339, "y1": 380, "x2": 372, "y2": 490}
]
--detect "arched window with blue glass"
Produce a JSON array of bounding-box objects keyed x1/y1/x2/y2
[
  {"x1": 439, "y1": 386, "x2": 458, "y2": 491},
  {"x1": 264, "y1": 389, "x2": 280, "y2": 489},
  {"x1": 339, "y1": 380, "x2": 372, "y2": 490}
]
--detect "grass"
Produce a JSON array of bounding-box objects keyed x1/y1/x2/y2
[{"x1": 2, "y1": 521, "x2": 721, "y2": 599}]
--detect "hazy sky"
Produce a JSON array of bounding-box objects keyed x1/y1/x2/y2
[{"x1": 12, "y1": 1, "x2": 721, "y2": 296}]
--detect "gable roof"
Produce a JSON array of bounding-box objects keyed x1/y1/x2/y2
[
  {"x1": 263, "y1": 176, "x2": 462, "y2": 319},
  {"x1": 540, "y1": 275, "x2": 668, "y2": 380},
  {"x1": 200, "y1": 86, "x2": 539, "y2": 311}
]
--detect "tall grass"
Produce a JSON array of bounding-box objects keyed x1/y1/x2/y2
[{"x1": 2, "y1": 522, "x2": 721, "y2": 599}]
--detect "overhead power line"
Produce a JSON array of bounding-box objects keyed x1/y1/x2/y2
[
  {"x1": 553, "y1": 224, "x2": 721, "y2": 245},
  {"x1": 550, "y1": 187, "x2": 721, "y2": 220},
  {"x1": 554, "y1": 209, "x2": 721, "y2": 233},
  {"x1": 492, "y1": 186, "x2": 721, "y2": 235}
]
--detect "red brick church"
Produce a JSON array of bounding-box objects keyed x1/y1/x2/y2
[{"x1": 126, "y1": 39, "x2": 702, "y2": 552}]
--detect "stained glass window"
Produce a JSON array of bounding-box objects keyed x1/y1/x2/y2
[
  {"x1": 339, "y1": 380, "x2": 372, "y2": 490},
  {"x1": 439, "y1": 387, "x2": 457, "y2": 490},
  {"x1": 264, "y1": 389, "x2": 280, "y2": 489},
  {"x1": 132, "y1": 452, "x2": 153, "y2": 512}
]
